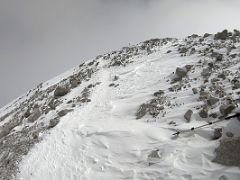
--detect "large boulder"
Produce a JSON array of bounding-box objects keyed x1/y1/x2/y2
[
  {"x1": 54, "y1": 86, "x2": 69, "y2": 98},
  {"x1": 213, "y1": 137, "x2": 240, "y2": 167},
  {"x1": 27, "y1": 108, "x2": 41, "y2": 123}
]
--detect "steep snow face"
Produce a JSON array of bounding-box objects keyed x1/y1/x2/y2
[
  {"x1": 1, "y1": 32, "x2": 240, "y2": 180},
  {"x1": 15, "y1": 35, "x2": 240, "y2": 180}
]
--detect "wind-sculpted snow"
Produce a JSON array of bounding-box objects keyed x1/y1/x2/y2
[{"x1": 0, "y1": 30, "x2": 240, "y2": 180}]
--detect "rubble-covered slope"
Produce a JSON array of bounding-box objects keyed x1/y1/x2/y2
[{"x1": 0, "y1": 30, "x2": 240, "y2": 180}]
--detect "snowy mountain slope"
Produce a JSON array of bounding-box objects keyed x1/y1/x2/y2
[{"x1": 1, "y1": 30, "x2": 240, "y2": 180}]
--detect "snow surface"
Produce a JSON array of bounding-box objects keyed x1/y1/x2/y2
[{"x1": 15, "y1": 42, "x2": 240, "y2": 180}]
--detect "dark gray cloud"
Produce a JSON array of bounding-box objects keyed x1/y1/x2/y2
[{"x1": 1, "y1": 0, "x2": 240, "y2": 108}]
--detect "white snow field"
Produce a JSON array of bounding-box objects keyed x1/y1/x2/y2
[{"x1": 15, "y1": 38, "x2": 240, "y2": 180}]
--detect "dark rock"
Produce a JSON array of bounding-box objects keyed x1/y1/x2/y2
[
  {"x1": 213, "y1": 128, "x2": 223, "y2": 140},
  {"x1": 216, "y1": 54, "x2": 223, "y2": 61},
  {"x1": 226, "y1": 132, "x2": 234, "y2": 138},
  {"x1": 109, "y1": 83, "x2": 115, "y2": 87},
  {"x1": 166, "y1": 50, "x2": 171, "y2": 53},
  {"x1": 0, "y1": 127, "x2": 10, "y2": 139},
  {"x1": 136, "y1": 103, "x2": 148, "y2": 119},
  {"x1": 184, "y1": 109, "x2": 193, "y2": 122},
  {"x1": 87, "y1": 84, "x2": 94, "y2": 88},
  {"x1": 148, "y1": 149, "x2": 160, "y2": 159},
  {"x1": 24, "y1": 109, "x2": 31, "y2": 118},
  {"x1": 54, "y1": 86, "x2": 69, "y2": 98},
  {"x1": 176, "y1": 67, "x2": 187, "y2": 78},
  {"x1": 199, "y1": 108, "x2": 208, "y2": 118},
  {"x1": 192, "y1": 88, "x2": 198, "y2": 94},
  {"x1": 70, "y1": 79, "x2": 80, "y2": 88},
  {"x1": 49, "y1": 118, "x2": 60, "y2": 128},
  {"x1": 203, "y1": 33, "x2": 211, "y2": 38},
  {"x1": 185, "y1": 65, "x2": 193, "y2": 72},
  {"x1": 153, "y1": 90, "x2": 164, "y2": 97},
  {"x1": 207, "y1": 96, "x2": 219, "y2": 106},
  {"x1": 27, "y1": 108, "x2": 41, "y2": 123},
  {"x1": 48, "y1": 99, "x2": 57, "y2": 110},
  {"x1": 214, "y1": 29, "x2": 229, "y2": 40},
  {"x1": 113, "y1": 75, "x2": 119, "y2": 81},
  {"x1": 67, "y1": 100, "x2": 73, "y2": 104},
  {"x1": 79, "y1": 98, "x2": 91, "y2": 103},
  {"x1": 199, "y1": 91, "x2": 209, "y2": 100},
  {"x1": 57, "y1": 109, "x2": 73, "y2": 117},
  {"x1": 201, "y1": 68, "x2": 211, "y2": 78},
  {"x1": 213, "y1": 137, "x2": 240, "y2": 167},
  {"x1": 179, "y1": 47, "x2": 188, "y2": 54},
  {"x1": 219, "y1": 104, "x2": 236, "y2": 116},
  {"x1": 209, "y1": 113, "x2": 218, "y2": 119}
]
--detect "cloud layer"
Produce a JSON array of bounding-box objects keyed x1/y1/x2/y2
[{"x1": 1, "y1": 0, "x2": 240, "y2": 107}]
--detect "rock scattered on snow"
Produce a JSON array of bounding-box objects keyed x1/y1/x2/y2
[
  {"x1": 184, "y1": 109, "x2": 193, "y2": 122},
  {"x1": 54, "y1": 86, "x2": 69, "y2": 98},
  {"x1": 27, "y1": 108, "x2": 41, "y2": 123},
  {"x1": 199, "y1": 108, "x2": 208, "y2": 118},
  {"x1": 219, "y1": 104, "x2": 236, "y2": 116},
  {"x1": 213, "y1": 137, "x2": 240, "y2": 167}
]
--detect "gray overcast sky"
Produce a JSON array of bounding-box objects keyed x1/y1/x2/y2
[{"x1": 1, "y1": 0, "x2": 240, "y2": 108}]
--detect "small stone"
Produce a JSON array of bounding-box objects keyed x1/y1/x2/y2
[
  {"x1": 185, "y1": 65, "x2": 193, "y2": 71},
  {"x1": 70, "y1": 79, "x2": 80, "y2": 88},
  {"x1": 176, "y1": 67, "x2": 187, "y2": 78},
  {"x1": 109, "y1": 83, "x2": 115, "y2": 87},
  {"x1": 218, "y1": 175, "x2": 228, "y2": 180},
  {"x1": 28, "y1": 108, "x2": 41, "y2": 123},
  {"x1": 226, "y1": 132, "x2": 234, "y2": 138},
  {"x1": 201, "y1": 68, "x2": 211, "y2": 78},
  {"x1": 0, "y1": 127, "x2": 10, "y2": 139},
  {"x1": 199, "y1": 91, "x2": 209, "y2": 100},
  {"x1": 136, "y1": 103, "x2": 148, "y2": 119},
  {"x1": 49, "y1": 118, "x2": 60, "y2": 128},
  {"x1": 24, "y1": 109, "x2": 31, "y2": 118},
  {"x1": 184, "y1": 109, "x2": 193, "y2": 122},
  {"x1": 58, "y1": 109, "x2": 73, "y2": 117},
  {"x1": 213, "y1": 128, "x2": 223, "y2": 140},
  {"x1": 192, "y1": 88, "x2": 198, "y2": 94},
  {"x1": 199, "y1": 108, "x2": 208, "y2": 118},
  {"x1": 209, "y1": 113, "x2": 218, "y2": 119},
  {"x1": 148, "y1": 149, "x2": 160, "y2": 159},
  {"x1": 113, "y1": 76, "x2": 119, "y2": 81},
  {"x1": 153, "y1": 90, "x2": 164, "y2": 97}
]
